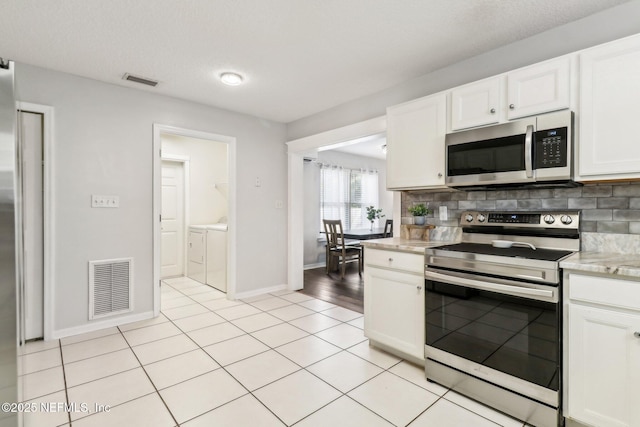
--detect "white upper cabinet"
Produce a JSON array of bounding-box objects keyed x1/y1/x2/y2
[
  {"x1": 386, "y1": 92, "x2": 447, "y2": 190},
  {"x1": 450, "y1": 56, "x2": 571, "y2": 131},
  {"x1": 507, "y1": 57, "x2": 571, "y2": 120},
  {"x1": 578, "y1": 34, "x2": 640, "y2": 181},
  {"x1": 450, "y1": 77, "x2": 501, "y2": 131}
]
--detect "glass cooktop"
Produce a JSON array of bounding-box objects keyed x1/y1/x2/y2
[{"x1": 436, "y1": 242, "x2": 574, "y2": 262}]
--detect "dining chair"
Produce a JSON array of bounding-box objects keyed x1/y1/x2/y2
[
  {"x1": 323, "y1": 219, "x2": 363, "y2": 279},
  {"x1": 383, "y1": 219, "x2": 393, "y2": 238}
]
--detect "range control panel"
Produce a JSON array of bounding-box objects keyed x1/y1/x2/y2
[{"x1": 460, "y1": 211, "x2": 580, "y2": 229}]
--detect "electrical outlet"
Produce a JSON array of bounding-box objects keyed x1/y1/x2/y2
[
  {"x1": 255, "y1": 177, "x2": 262, "y2": 187},
  {"x1": 275, "y1": 200, "x2": 283, "y2": 209},
  {"x1": 439, "y1": 206, "x2": 448, "y2": 220},
  {"x1": 92, "y1": 195, "x2": 119, "y2": 208}
]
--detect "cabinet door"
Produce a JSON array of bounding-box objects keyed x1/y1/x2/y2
[
  {"x1": 450, "y1": 77, "x2": 500, "y2": 130},
  {"x1": 567, "y1": 304, "x2": 640, "y2": 427},
  {"x1": 364, "y1": 266, "x2": 425, "y2": 361},
  {"x1": 507, "y1": 57, "x2": 570, "y2": 120},
  {"x1": 579, "y1": 34, "x2": 640, "y2": 180},
  {"x1": 386, "y1": 93, "x2": 447, "y2": 190}
]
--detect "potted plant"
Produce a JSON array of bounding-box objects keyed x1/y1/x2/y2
[
  {"x1": 366, "y1": 206, "x2": 384, "y2": 231},
  {"x1": 408, "y1": 203, "x2": 430, "y2": 225}
]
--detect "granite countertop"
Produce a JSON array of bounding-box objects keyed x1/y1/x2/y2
[
  {"x1": 362, "y1": 238, "x2": 450, "y2": 254},
  {"x1": 560, "y1": 252, "x2": 640, "y2": 278}
]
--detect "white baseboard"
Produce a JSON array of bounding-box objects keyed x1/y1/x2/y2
[
  {"x1": 233, "y1": 284, "x2": 287, "y2": 300},
  {"x1": 50, "y1": 310, "x2": 155, "y2": 340},
  {"x1": 304, "y1": 262, "x2": 326, "y2": 270}
]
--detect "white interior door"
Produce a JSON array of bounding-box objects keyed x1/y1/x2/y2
[
  {"x1": 21, "y1": 111, "x2": 44, "y2": 340},
  {"x1": 161, "y1": 160, "x2": 185, "y2": 278}
]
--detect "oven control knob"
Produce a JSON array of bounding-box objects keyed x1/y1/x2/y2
[
  {"x1": 465, "y1": 214, "x2": 474, "y2": 222},
  {"x1": 543, "y1": 214, "x2": 555, "y2": 224},
  {"x1": 561, "y1": 215, "x2": 573, "y2": 225},
  {"x1": 477, "y1": 214, "x2": 486, "y2": 222}
]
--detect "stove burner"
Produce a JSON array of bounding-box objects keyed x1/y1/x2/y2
[{"x1": 437, "y1": 242, "x2": 573, "y2": 262}]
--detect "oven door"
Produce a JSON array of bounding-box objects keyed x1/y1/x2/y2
[
  {"x1": 446, "y1": 118, "x2": 535, "y2": 187},
  {"x1": 424, "y1": 267, "x2": 560, "y2": 407}
]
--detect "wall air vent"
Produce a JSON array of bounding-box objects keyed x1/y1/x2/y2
[
  {"x1": 122, "y1": 73, "x2": 159, "y2": 87},
  {"x1": 89, "y1": 258, "x2": 133, "y2": 319}
]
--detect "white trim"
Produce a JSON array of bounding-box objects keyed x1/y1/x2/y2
[
  {"x1": 16, "y1": 102, "x2": 55, "y2": 341},
  {"x1": 153, "y1": 124, "x2": 237, "y2": 316},
  {"x1": 233, "y1": 284, "x2": 287, "y2": 300},
  {"x1": 287, "y1": 116, "x2": 398, "y2": 291},
  {"x1": 161, "y1": 155, "x2": 190, "y2": 278},
  {"x1": 304, "y1": 262, "x2": 326, "y2": 270},
  {"x1": 50, "y1": 310, "x2": 155, "y2": 340}
]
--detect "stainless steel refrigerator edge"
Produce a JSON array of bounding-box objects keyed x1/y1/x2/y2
[{"x1": 0, "y1": 59, "x2": 18, "y2": 427}]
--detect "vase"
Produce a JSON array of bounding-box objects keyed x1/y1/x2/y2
[
  {"x1": 414, "y1": 216, "x2": 426, "y2": 225},
  {"x1": 370, "y1": 221, "x2": 374, "y2": 231}
]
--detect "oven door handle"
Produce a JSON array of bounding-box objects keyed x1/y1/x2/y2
[{"x1": 424, "y1": 269, "x2": 555, "y2": 300}]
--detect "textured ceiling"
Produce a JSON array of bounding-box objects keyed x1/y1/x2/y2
[{"x1": 0, "y1": 0, "x2": 630, "y2": 123}]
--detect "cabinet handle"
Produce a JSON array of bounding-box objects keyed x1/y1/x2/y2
[
  {"x1": 388, "y1": 258, "x2": 393, "y2": 262},
  {"x1": 634, "y1": 332, "x2": 640, "y2": 338},
  {"x1": 490, "y1": 108, "x2": 496, "y2": 114},
  {"x1": 417, "y1": 285, "x2": 422, "y2": 291},
  {"x1": 437, "y1": 172, "x2": 443, "y2": 178},
  {"x1": 509, "y1": 104, "x2": 515, "y2": 110}
]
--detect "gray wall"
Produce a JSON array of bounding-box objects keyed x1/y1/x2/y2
[
  {"x1": 403, "y1": 183, "x2": 640, "y2": 234},
  {"x1": 287, "y1": 1, "x2": 640, "y2": 140},
  {"x1": 15, "y1": 63, "x2": 288, "y2": 335},
  {"x1": 304, "y1": 151, "x2": 392, "y2": 267}
]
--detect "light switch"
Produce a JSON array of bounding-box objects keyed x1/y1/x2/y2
[
  {"x1": 92, "y1": 195, "x2": 120, "y2": 208},
  {"x1": 439, "y1": 206, "x2": 448, "y2": 220},
  {"x1": 275, "y1": 200, "x2": 283, "y2": 209}
]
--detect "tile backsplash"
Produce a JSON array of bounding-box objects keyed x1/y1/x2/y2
[{"x1": 402, "y1": 182, "x2": 640, "y2": 234}]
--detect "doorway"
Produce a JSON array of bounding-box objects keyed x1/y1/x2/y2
[
  {"x1": 152, "y1": 125, "x2": 237, "y2": 315},
  {"x1": 16, "y1": 102, "x2": 54, "y2": 341},
  {"x1": 20, "y1": 110, "x2": 44, "y2": 340},
  {"x1": 287, "y1": 116, "x2": 398, "y2": 293}
]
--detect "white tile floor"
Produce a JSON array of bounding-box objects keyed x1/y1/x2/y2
[{"x1": 17, "y1": 277, "x2": 529, "y2": 427}]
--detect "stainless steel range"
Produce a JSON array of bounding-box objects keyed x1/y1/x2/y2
[{"x1": 424, "y1": 211, "x2": 580, "y2": 427}]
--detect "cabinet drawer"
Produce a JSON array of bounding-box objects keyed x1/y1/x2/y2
[
  {"x1": 569, "y1": 273, "x2": 640, "y2": 311},
  {"x1": 365, "y1": 249, "x2": 424, "y2": 274}
]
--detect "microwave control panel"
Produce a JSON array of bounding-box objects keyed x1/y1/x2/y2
[{"x1": 535, "y1": 127, "x2": 567, "y2": 169}]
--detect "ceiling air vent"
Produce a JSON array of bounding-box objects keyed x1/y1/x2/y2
[{"x1": 122, "y1": 73, "x2": 159, "y2": 87}]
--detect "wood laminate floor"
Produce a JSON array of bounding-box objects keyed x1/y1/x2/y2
[{"x1": 300, "y1": 264, "x2": 364, "y2": 314}]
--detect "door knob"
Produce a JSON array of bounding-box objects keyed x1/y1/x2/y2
[
  {"x1": 509, "y1": 104, "x2": 515, "y2": 109},
  {"x1": 490, "y1": 108, "x2": 496, "y2": 114}
]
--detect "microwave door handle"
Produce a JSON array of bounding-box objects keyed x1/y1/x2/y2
[
  {"x1": 424, "y1": 269, "x2": 554, "y2": 300},
  {"x1": 525, "y1": 124, "x2": 534, "y2": 178}
]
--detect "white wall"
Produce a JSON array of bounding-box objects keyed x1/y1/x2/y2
[
  {"x1": 303, "y1": 150, "x2": 392, "y2": 266},
  {"x1": 287, "y1": 1, "x2": 640, "y2": 140},
  {"x1": 14, "y1": 64, "x2": 288, "y2": 336},
  {"x1": 161, "y1": 134, "x2": 228, "y2": 225}
]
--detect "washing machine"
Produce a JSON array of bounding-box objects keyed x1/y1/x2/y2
[
  {"x1": 206, "y1": 223, "x2": 228, "y2": 292},
  {"x1": 187, "y1": 225, "x2": 207, "y2": 284}
]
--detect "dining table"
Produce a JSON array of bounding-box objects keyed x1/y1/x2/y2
[{"x1": 341, "y1": 227, "x2": 388, "y2": 240}]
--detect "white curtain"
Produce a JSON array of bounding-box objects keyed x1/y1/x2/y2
[{"x1": 320, "y1": 164, "x2": 379, "y2": 230}]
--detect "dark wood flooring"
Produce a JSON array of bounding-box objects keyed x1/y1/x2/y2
[{"x1": 300, "y1": 264, "x2": 364, "y2": 313}]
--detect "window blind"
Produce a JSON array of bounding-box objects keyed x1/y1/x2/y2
[{"x1": 320, "y1": 164, "x2": 379, "y2": 231}]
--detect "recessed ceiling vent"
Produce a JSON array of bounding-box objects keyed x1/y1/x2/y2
[
  {"x1": 89, "y1": 258, "x2": 133, "y2": 319},
  {"x1": 122, "y1": 73, "x2": 158, "y2": 87}
]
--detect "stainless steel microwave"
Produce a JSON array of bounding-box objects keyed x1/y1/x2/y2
[{"x1": 445, "y1": 110, "x2": 577, "y2": 189}]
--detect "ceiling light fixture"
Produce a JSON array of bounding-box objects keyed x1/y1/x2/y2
[{"x1": 220, "y1": 72, "x2": 244, "y2": 86}]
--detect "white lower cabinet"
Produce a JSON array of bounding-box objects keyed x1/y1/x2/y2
[
  {"x1": 364, "y1": 248, "x2": 425, "y2": 363},
  {"x1": 565, "y1": 273, "x2": 640, "y2": 427}
]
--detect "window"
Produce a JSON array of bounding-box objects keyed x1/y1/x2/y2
[{"x1": 320, "y1": 164, "x2": 379, "y2": 230}]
